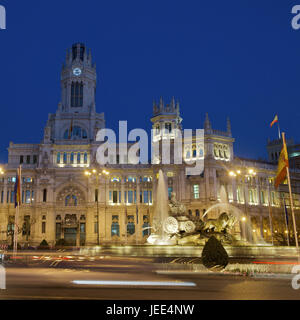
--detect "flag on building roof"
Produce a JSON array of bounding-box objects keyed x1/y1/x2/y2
[
  {"x1": 270, "y1": 115, "x2": 278, "y2": 128},
  {"x1": 274, "y1": 140, "x2": 289, "y2": 189}
]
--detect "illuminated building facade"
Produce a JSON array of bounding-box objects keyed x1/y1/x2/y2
[{"x1": 0, "y1": 43, "x2": 299, "y2": 247}]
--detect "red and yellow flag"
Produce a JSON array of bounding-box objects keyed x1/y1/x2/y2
[
  {"x1": 270, "y1": 115, "x2": 278, "y2": 128},
  {"x1": 274, "y1": 139, "x2": 289, "y2": 189}
]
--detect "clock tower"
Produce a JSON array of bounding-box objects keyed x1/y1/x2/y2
[
  {"x1": 43, "y1": 43, "x2": 105, "y2": 144},
  {"x1": 60, "y1": 43, "x2": 97, "y2": 113}
]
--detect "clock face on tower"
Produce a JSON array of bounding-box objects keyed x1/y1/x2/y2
[{"x1": 73, "y1": 68, "x2": 82, "y2": 76}]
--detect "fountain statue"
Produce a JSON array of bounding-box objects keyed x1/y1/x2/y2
[{"x1": 146, "y1": 175, "x2": 265, "y2": 246}]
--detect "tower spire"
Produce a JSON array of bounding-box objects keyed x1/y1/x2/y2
[
  {"x1": 227, "y1": 117, "x2": 232, "y2": 136},
  {"x1": 204, "y1": 113, "x2": 212, "y2": 130}
]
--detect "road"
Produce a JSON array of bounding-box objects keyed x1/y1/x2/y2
[{"x1": 0, "y1": 251, "x2": 299, "y2": 300}]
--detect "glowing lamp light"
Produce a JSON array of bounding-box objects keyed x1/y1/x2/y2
[
  {"x1": 252, "y1": 229, "x2": 256, "y2": 233},
  {"x1": 229, "y1": 171, "x2": 236, "y2": 177},
  {"x1": 241, "y1": 217, "x2": 246, "y2": 222}
]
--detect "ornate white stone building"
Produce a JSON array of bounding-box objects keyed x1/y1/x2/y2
[{"x1": 0, "y1": 43, "x2": 300, "y2": 247}]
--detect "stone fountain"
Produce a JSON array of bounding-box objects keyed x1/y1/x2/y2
[{"x1": 147, "y1": 172, "x2": 261, "y2": 246}]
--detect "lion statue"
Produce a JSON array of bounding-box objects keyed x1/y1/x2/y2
[{"x1": 203, "y1": 212, "x2": 237, "y2": 233}]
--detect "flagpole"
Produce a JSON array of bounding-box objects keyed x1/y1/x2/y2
[
  {"x1": 268, "y1": 199, "x2": 274, "y2": 246},
  {"x1": 277, "y1": 122, "x2": 281, "y2": 140},
  {"x1": 282, "y1": 132, "x2": 299, "y2": 259},
  {"x1": 13, "y1": 166, "x2": 21, "y2": 256},
  {"x1": 283, "y1": 196, "x2": 290, "y2": 246}
]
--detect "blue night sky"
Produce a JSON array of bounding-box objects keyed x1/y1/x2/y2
[{"x1": 0, "y1": 0, "x2": 299, "y2": 163}]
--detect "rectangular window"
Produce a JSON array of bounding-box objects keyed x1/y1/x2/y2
[
  {"x1": 237, "y1": 188, "x2": 241, "y2": 202},
  {"x1": 25, "y1": 190, "x2": 31, "y2": 204},
  {"x1": 7, "y1": 191, "x2": 9, "y2": 204},
  {"x1": 31, "y1": 191, "x2": 34, "y2": 203},
  {"x1": 1, "y1": 191, "x2": 3, "y2": 203},
  {"x1": 42, "y1": 222, "x2": 46, "y2": 234},
  {"x1": 261, "y1": 191, "x2": 265, "y2": 204},
  {"x1": 26, "y1": 155, "x2": 31, "y2": 164},
  {"x1": 193, "y1": 185, "x2": 199, "y2": 199},
  {"x1": 168, "y1": 187, "x2": 173, "y2": 200},
  {"x1": 22, "y1": 190, "x2": 24, "y2": 203},
  {"x1": 128, "y1": 190, "x2": 133, "y2": 203},
  {"x1": 80, "y1": 223, "x2": 86, "y2": 233},
  {"x1": 56, "y1": 223, "x2": 61, "y2": 240},
  {"x1": 249, "y1": 190, "x2": 253, "y2": 203},
  {"x1": 271, "y1": 192, "x2": 275, "y2": 205},
  {"x1": 63, "y1": 153, "x2": 67, "y2": 164},
  {"x1": 57, "y1": 153, "x2": 60, "y2": 164},
  {"x1": 94, "y1": 222, "x2": 98, "y2": 234},
  {"x1": 119, "y1": 191, "x2": 121, "y2": 203},
  {"x1": 43, "y1": 189, "x2": 47, "y2": 202},
  {"x1": 143, "y1": 190, "x2": 148, "y2": 204},
  {"x1": 20, "y1": 155, "x2": 24, "y2": 164},
  {"x1": 124, "y1": 191, "x2": 127, "y2": 203},
  {"x1": 77, "y1": 153, "x2": 81, "y2": 164},
  {"x1": 33, "y1": 155, "x2": 37, "y2": 164},
  {"x1": 10, "y1": 191, "x2": 14, "y2": 203},
  {"x1": 113, "y1": 191, "x2": 118, "y2": 203}
]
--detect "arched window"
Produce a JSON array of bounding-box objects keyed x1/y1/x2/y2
[
  {"x1": 65, "y1": 195, "x2": 78, "y2": 206},
  {"x1": 70, "y1": 153, "x2": 74, "y2": 164},
  {"x1": 195, "y1": 209, "x2": 200, "y2": 217},
  {"x1": 71, "y1": 82, "x2": 83, "y2": 107},
  {"x1": 111, "y1": 216, "x2": 120, "y2": 237},
  {"x1": 127, "y1": 222, "x2": 135, "y2": 235},
  {"x1": 192, "y1": 149, "x2": 197, "y2": 158},
  {"x1": 127, "y1": 216, "x2": 135, "y2": 235},
  {"x1": 63, "y1": 153, "x2": 67, "y2": 164},
  {"x1": 84, "y1": 152, "x2": 88, "y2": 164},
  {"x1": 186, "y1": 151, "x2": 190, "y2": 159},
  {"x1": 77, "y1": 153, "x2": 81, "y2": 164},
  {"x1": 111, "y1": 223, "x2": 120, "y2": 236},
  {"x1": 57, "y1": 153, "x2": 61, "y2": 164}
]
